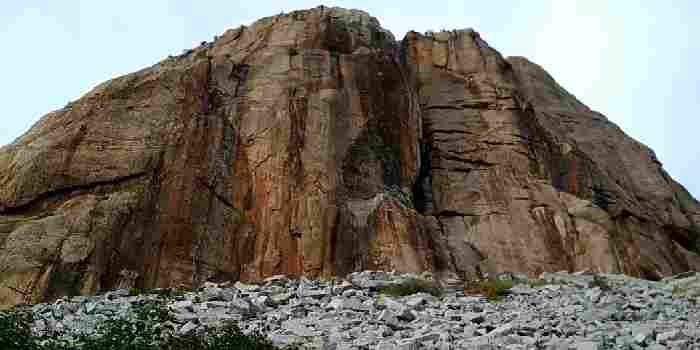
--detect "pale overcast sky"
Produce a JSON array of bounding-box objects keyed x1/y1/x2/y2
[{"x1": 1, "y1": 1, "x2": 698, "y2": 198}]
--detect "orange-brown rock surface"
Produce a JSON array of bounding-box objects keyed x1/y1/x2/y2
[{"x1": 1, "y1": 6, "x2": 699, "y2": 306}]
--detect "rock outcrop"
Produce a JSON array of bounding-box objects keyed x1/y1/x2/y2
[{"x1": 1, "y1": 6, "x2": 699, "y2": 306}]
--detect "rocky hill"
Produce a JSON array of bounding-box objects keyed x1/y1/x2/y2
[{"x1": 1, "y1": 6, "x2": 699, "y2": 307}]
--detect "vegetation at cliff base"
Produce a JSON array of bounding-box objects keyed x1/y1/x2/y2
[
  {"x1": 377, "y1": 278, "x2": 443, "y2": 297},
  {"x1": 0, "y1": 300, "x2": 284, "y2": 350},
  {"x1": 0, "y1": 310, "x2": 35, "y2": 350},
  {"x1": 463, "y1": 279, "x2": 514, "y2": 302}
]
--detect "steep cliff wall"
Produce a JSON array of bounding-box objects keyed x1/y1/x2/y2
[
  {"x1": 402, "y1": 30, "x2": 700, "y2": 280},
  {"x1": 1, "y1": 6, "x2": 698, "y2": 306}
]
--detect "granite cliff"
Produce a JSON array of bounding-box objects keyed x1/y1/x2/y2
[{"x1": 1, "y1": 6, "x2": 699, "y2": 307}]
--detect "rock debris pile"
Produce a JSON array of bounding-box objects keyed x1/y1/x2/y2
[{"x1": 25, "y1": 271, "x2": 700, "y2": 349}]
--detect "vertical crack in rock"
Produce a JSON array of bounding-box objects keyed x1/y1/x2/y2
[{"x1": 411, "y1": 141, "x2": 432, "y2": 214}]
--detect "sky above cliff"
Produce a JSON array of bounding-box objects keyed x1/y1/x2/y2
[{"x1": 1, "y1": 1, "x2": 698, "y2": 198}]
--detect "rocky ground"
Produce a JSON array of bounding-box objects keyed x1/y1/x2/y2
[{"x1": 21, "y1": 271, "x2": 700, "y2": 350}]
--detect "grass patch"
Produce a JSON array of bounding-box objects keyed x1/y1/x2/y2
[
  {"x1": 377, "y1": 278, "x2": 442, "y2": 297},
  {"x1": 672, "y1": 286, "x2": 688, "y2": 296},
  {"x1": 348, "y1": 127, "x2": 396, "y2": 163},
  {"x1": 527, "y1": 279, "x2": 548, "y2": 288},
  {"x1": 464, "y1": 279, "x2": 514, "y2": 302},
  {"x1": 385, "y1": 185, "x2": 413, "y2": 208},
  {"x1": 591, "y1": 274, "x2": 612, "y2": 291},
  {"x1": 152, "y1": 287, "x2": 191, "y2": 299}
]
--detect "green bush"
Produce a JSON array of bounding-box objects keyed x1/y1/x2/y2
[
  {"x1": 385, "y1": 186, "x2": 413, "y2": 209},
  {"x1": 672, "y1": 286, "x2": 689, "y2": 296},
  {"x1": 0, "y1": 299, "x2": 285, "y2": 350},
  {"x1": 194, "y1": 324, "x2": 280, "y2": 350},
  {"x1": 377, "y1": 278, "x2": 443, "y2": 297},
  {"x1": 527, "y1": 279, "x2": 548, "y2": 288},
  {"x1": 0, "y1": 309, "x2": 36, "y2": 350},
  {"x1": 464, "y1": 279, "x2": 514, "y2": 302},
  {"x1": 591, "y1": 274, "x2": 612, "y2": 291}
]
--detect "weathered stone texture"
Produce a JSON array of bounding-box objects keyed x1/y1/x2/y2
[
  {"x1": 0, "y1": 7, "x2": 698, "y2": 306},
  {"x1": 401, "y1": 29, "x2": 700, "y2": 280}
]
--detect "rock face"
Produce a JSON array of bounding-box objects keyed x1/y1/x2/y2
[
  {"x1": 1, "y1": 6, "x2": 699, "y2": 306},
  {"x1": 402, "y1": 30, "x2": 700, "y2": 280}
]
